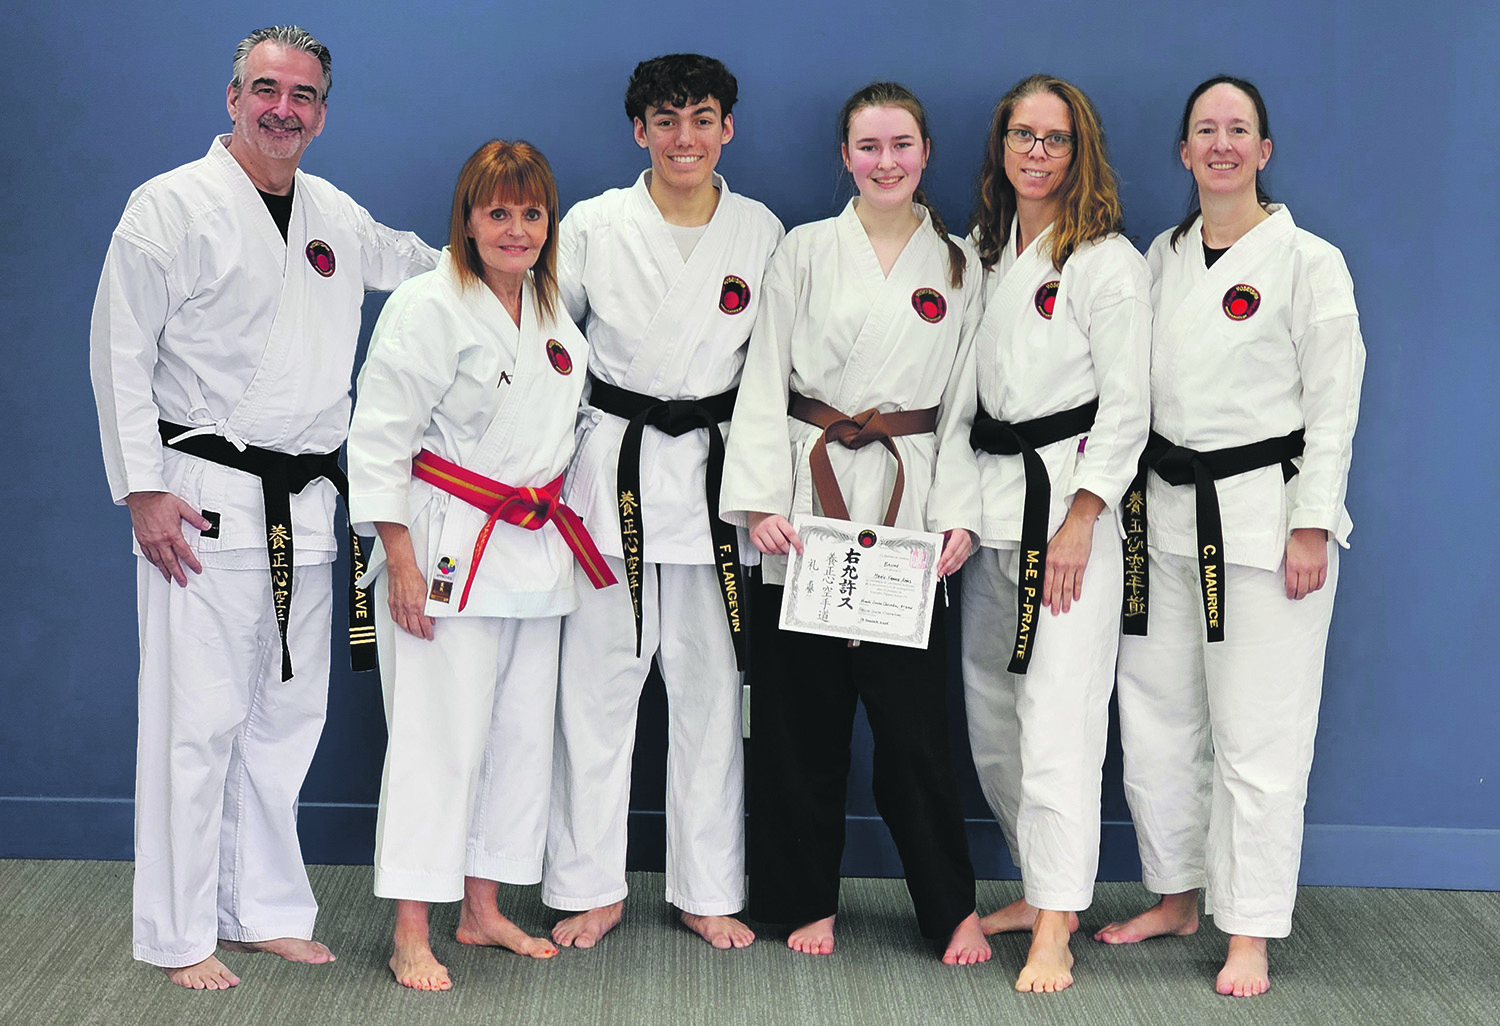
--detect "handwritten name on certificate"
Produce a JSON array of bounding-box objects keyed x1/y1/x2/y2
[{"x1": 779, "y1": 516, "x2": 942, "y2": 649}]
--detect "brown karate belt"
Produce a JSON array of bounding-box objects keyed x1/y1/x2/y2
[{"x1": 788, "y1": 392, "x2": 938, "y2": 527}]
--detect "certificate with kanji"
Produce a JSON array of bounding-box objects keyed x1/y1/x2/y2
[{"x1": 778, "y1": 516, "x2": 942, "y2": 649}]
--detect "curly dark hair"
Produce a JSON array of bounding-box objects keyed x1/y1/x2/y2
[{"x1": 624, "y1": 53, "x2": 739, "y2": 123}]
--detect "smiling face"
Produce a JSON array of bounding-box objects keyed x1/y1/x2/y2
[
  {"x1": 1003, "y1": 90, "x2": 1073, "y2": 222},
  {"x1": 842, "y1": 104, "x2": 929, "y2": 213},
  {"x1": 466, "y1": 198, "x2": 548, "y2": 291},
  {"x1": 634, "y1": 97, "x2": 733, "y2": 197},
  {"x1": 1180, "y1": 82, "x2": 1272, "y2": 200},
  {"x1": 226, "y1": 41, "x2": 326, "y2": 164}
]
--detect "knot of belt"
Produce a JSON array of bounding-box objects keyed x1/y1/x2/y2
[
  {"x1": 1121, "y1": 428, "x2": 1304, "y2": 643},
  {"x1": 789, "y1": 393, "x2": 939, "y2": 528},
  {"x1": 970, "y1": 399, "x2": 1098, "y2": 674},
  {"x1": 412, "y1": 449, "x2": 615, "y2": 613},
  {"x1": 158, "y1": 420, "x2": 375, "y2": 682},
  {"x1": 587, "y1": 377, "x2": 746, "y2": 667}
]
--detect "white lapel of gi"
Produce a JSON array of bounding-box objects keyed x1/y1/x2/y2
[
  {"x1": 618, "y1": 172, "x2": 740, "y2": 395},
  {"x1": 221, "y1": 158, "x2": 318, "y2": 445},
  {"x1": 978, "y1": 224, "x2": 1065, "y2": 414},
  {"x1": 467, "y1": 275, "x2": 537, "y2": 475},
  {"x1": 1161, "y1": 207, "x2": 1294, "y2": 343},
  {"x1": 831, "y1": 202, "x2": 946, "y2": 413}
]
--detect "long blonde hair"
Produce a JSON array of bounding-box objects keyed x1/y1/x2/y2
[{"x1": 970, "y1": 74, "x2": 1124, "y2": 272}]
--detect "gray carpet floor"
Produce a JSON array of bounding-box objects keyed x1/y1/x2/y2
[{"x1": 1, "y1": 860, "x2": 1496, "y2": 1026}]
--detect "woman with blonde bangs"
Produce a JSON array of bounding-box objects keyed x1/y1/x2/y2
[
  {"x1": 348, "y1": 139, "x2": 614, "y2": 990},
  {"x1": 721, "y1": 81, "x2": 989, "y2": 965},
  {"x1": 960, "y1": 74, "x2": 1150, "y2": 992},
  {"x1": 1096, "y1": 76, "x2": 1363, "y2": 999}
]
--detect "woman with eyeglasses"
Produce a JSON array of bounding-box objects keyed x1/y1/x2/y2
[
  {"x1": 1093, "y1": 76, "x2": 1364, "y2": 998},
  {"x1": 959, "y1": 73, "x2": 1150, "y2": 993}
]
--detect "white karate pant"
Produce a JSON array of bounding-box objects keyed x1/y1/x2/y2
[
  {"x1": 372, "y1": 576, "x2": 559, "y2": 902},
  {"x1": 960, "y1": 513, "x2": 1120, "y2": 911},
  {"x1": 545, "y1": 556, "x2": 745, "y2": 916},
  {"x1": 1115, "y1": 545, "x2": 1338, "y2": 938},
  {"x1": 133, "y1": 558, "x2": 331, "y2": 968}
]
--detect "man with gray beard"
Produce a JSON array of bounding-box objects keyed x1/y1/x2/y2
[{"x1": 90, "y1": 25, "x2": 437, "y2": 989}]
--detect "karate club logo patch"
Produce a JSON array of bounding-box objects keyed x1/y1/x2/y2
[
  {"x1": 857, "y1": 530, "x2": 877, "y2": 548},
  {"x1": 437, "y1": 556, "x2": 458, "y2": 578},
  {"x1": 719, "y1": 274, "x2": 750, "y2": 314},
  {"x1": 545, "y1": 339, "x2": 573, "y2": 375},
  {"x1": 911, "y1": 287, "x2": 946, "y2": 323},
  {"x1": 1034, "y1": 280, "x2": 1060, "y2": 320},
  {"x1": 305, "y1": 240, "x2": 336, "y2": 277},
  {"x1": 1223, "y1": 284, "x2": 1261, "y2": 321}
]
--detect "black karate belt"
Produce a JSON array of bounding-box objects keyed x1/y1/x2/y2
[
  {"x1": 1121, "y1": 428, "x2": 1304, "y2": 643},
  {"x1": 969, "y1": 399, "x2": 1098, "y2": 674},
  {"x1": 587, "y1": 379, "x2": 745, "y2": 669},
  {"x1": 158, "y1": 422, "x2": 376, "y2": 681}
]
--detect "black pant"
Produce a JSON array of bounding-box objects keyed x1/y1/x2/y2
[{"x1": 747, "y1": 582, "x2": 976, "y2": 940}]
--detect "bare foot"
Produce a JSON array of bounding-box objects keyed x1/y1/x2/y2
[
  {"x1": 1015, "y1": 910, "x2": 1074, "y2": 992},
  {"x1": 681, "y1": 912, "x2": 755, "y2": 950},
  {"x1": 941, "y1": 912, "x2": 992, "y2": 966},
  {"x1": 551, "y1": 901, "x2": 623, "y2": 950},
  {"x1": 218, "y1": 937, "x2": 335, "y2": 963},
  {"x1": 390, "y1": 939, "x2": 451, "y2": 991},
  {"x1": 456, "y1": 906, "x2": 557, "y2": 959},
  {"x1": 978, "y1": 897, "x2": 1080, "y2": 936},
  {"x1": 161, "y1": 955, "x2": 240, "y2": 990},
  {"x1": 1216, "y1": 935, "x2": 1270, "y2": 997},
  {"x1": 391, "y1": 899, "x2": 451, "y2": 991},
  {"x1": 787, "y1": 915, "x2": 836, "y2": 955},
  {"x1": 1093, "y1": 890, "x2": 1199, "y2": 945}
]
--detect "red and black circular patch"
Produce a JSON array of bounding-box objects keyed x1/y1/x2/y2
[
  {"x1": 305, "y1": 240, "x2": 336, "y2": 278},
  {"x1": 911, "y1": 287, "x2": 946, "y2": 323},
  {"x1": 719, "y1": 274, "x2": 750, "y2": 315},
  {"x1": 1034, "y1": 280, "x2": 1060, "y2": 320},
  {"x1": 857, "y1": 530, "x2": 877, "y2": 548},
  {"x1": 1222, "y1": 284, "x2": 1261, "y2": 321},
  {"x1": 545, "y1": 339, "x2": 573, "y2": 375}
]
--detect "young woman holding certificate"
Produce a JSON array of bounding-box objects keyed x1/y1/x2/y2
[{"x1": 719, "y1": 81, "x2": 987, "y2": 966}]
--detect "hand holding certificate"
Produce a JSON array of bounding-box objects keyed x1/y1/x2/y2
[{"x1": 778, "y1": 515, "x2": 942, "y2": 649}]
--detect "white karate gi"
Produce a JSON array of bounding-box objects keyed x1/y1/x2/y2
[
  {"x1": 544, "y1": 172, "x2": 784, "y2": 915},
  {"x1": 350, "y1": 255, "x2": 588, "y2": 901},
  {"x1": 1116, "y1": 206, "x2": 1363, "y2": 937},
  {"x1": 720, "y1": 200, "x2": 982, "y2": 559},
  {"x1": 959, "y1": 228, "x2": 1150, "y2": 911},
  {"x1": 90, "y1": 134, "x2": 437, "y2": 967},
  {"x1": 720, "y1": 201, "x2": 982, "y2": 930}
]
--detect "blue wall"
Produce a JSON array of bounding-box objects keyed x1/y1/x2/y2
[{"x1": 2, "y1": 0, "x2": 1496, "y2": 891}]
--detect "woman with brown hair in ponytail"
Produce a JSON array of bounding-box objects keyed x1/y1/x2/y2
[
  {"x1": 720, "y1": 81, "x2": 988, "y2": 965},
  {"x1": 960, "y1": 74, "x2": 1151, "y2": 992},
  {"x1": 1096, "y1": 75, "x2": 1364, "y2": 999}
]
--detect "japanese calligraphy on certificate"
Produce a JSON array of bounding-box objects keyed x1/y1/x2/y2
[{"x1": 779, "y1": 516, "x2": 942, "y2": 648}]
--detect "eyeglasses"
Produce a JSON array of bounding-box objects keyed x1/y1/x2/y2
[{"x1": 1004, "y1": 128, "x2": 1074, "y2": 158}]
